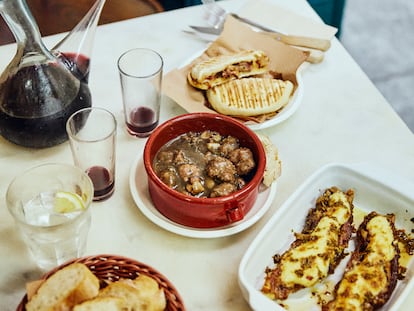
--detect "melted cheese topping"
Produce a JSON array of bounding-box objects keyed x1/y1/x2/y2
[
  {"x1": 329, "y1": 191, "x2": 352, "y2": 223},
  {"x1": 281, "y1": 217, "x2": 339, "y2": 287},
  {"x1": 263, "y1": 188, "x2": 353, "y2": 296},
  {"x1": 326, "y1": 215, "x2": 396, "y2": 310}
]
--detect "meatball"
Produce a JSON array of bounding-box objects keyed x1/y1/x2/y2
[
  {"x1": 157, "y1": 150, "x2": 175, "y2": 164},
  {"x1": 206, "y1": 156, "x2": 236, "y2": 182},
  {"x1": 174, "y1": 150, "x2": 188, "y2": 165},
  {"x1": 204, "y1": 151, "x2": 217, "y2": 162},
  {"x1": 219, "y1": 136, "x2": 239, "y2": 157},
  {"x1": 178, "y1": 163, "x2": 201, "y2": 182},
  {"x1": 178, "y1": 164, "x2": 205, "y2": 195},
  {"x1": 210, "y1": 183, "x2": 237, "y2": 198},
  {"x1": 228, "y1": 147, "x2": 255, "y2": 175}
]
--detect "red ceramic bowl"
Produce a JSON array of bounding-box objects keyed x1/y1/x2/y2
[{"x1": 143, "y1": 113, "x2": 266, "y2": 228}]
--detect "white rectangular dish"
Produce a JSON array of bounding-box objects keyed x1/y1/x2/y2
[{"x1": 238, "y1": 163, "x2": 414, "y2": 311}]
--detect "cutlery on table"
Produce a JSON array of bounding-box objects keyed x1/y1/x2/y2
[
  {"x1": 187, "y1": 23, "x2": 325, "y2": 64},
  {"x1": 192, "y1": 0, "x2": 329, "y2": 63}
]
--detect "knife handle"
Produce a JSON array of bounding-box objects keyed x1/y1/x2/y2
[
  {"x1": 230, "y1": 13, "x2": 331, "y2": 51},
  {"x1": 272, "y1": 33, "x2": 331, "y2": 51}
]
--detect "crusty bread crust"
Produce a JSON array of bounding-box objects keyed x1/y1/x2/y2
[
  {"x1": 26, "y1": 263, "x2": 100, "y2": 311},
  {"x1": 118, "y1": 275, "x2": 166, "y2": 311},
  {"x1": 98, "y1": 278, "x2": 165, "y2": 311},
  {"x1": 73, "y1": 297, "x2": 127, "y2": 311},
  {"x1": 25, "y1": 263, "x2": 167, "y2": 311},
  {"x1": 206, "y1": 77, "x2": 294, "y2": 117}
]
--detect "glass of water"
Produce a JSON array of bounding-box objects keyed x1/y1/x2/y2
[{"x1": 6, "y1": 163, "x2": 94, "y2": 270}]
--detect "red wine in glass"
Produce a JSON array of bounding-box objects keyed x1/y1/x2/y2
[
  {"x1": 86, "y1": 166, "x2": 114, "y2": 201},
  {"x1": 126, "y1": 106, "x2": 158, "y2": 137}
]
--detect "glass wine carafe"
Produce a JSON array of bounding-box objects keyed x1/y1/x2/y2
[{"x1": 0, "y1": 0, "x2": 106, "y2": 148}]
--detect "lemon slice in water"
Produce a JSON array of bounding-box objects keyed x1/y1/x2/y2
[{"x1": 54, "y1": 191, "x2": 85, "y2": 213}]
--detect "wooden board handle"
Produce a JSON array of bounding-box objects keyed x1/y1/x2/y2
[
  {"x1": 278, "y1": 34, "x2": 331, "y2": 51},
  {"x1": 293, "y1": 46, "x2": 325, "y2": 64}
]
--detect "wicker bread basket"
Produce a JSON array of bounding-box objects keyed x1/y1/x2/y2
[{"x1": 17, "y1": 254, "x2": 186, "y2": 311}]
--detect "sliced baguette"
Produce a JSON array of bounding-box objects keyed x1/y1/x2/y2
[
  {"x1": 26, "y1": 263, "x2": 100, "y2": 311},
  {"x1": 119, "y1": 275, "x2": 166, "y2": 311},
  {"x1": 206, "y1": 77, "x2": 294, "y2": 116},
  {"x1": 98, "y1": 281, "x2": 165, "y2": 311},
  {"x1": 73, "y1": 297, "x2": 127, "y2": 311}
]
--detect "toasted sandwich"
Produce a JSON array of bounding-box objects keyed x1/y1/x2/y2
[
  {"x1": 187, "y1": 50, "x2": 269, "y2": 90},
  {"x1": 206, "y1": 77, "x2": 294, "y2": 117}
]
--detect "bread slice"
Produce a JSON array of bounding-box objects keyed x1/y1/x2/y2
[
  {"x1": 98, "y1": 276, "x2": 166, "y2": 311},
  {"x1": 73, "y1": 297, "x2": 127, "y2": 311},
  {"x1": 119, "y1": 275, "x2": 166, "y2": 311},
  {"x1": 257, "y1": 134, "x2": 282, "y2": 187},
  {"x1": 26, "y1": 263, "x2": 100, "y2": 311},
  {"x1": 206, "y1": 77, "x2": 294, "y2": 116},
  {"x1": 188, "y1": 50, "x2": 269, "y2": 90}
]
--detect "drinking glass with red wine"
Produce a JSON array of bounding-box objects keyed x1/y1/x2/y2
[
  {"x1": 117, "y1": 48, "x2": 163, "y2": 138},
  {"x1": 66, "y1": 107, "x2": 117, "y2": 201}
]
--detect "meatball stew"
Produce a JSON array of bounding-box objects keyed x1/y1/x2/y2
[{"x1": 153, "y1": 130, "x2": 256, "y2": 198}]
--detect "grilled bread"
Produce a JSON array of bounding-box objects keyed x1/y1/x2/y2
[
  {"x1": 187, "y1": 50, "x2": 269, "y2": 90},
  {"x1": 206, "y1": 77, "x2": 294, "y2": 117},
  {"x1": 261, "y1": 187, "x2": 354, "y2": 300},
  {"x1": 323, "y1": 212, "x2": 399, "y2": 310},
  {"x1": 26, "y1": 263, "x2": 100, "y2": 311}
]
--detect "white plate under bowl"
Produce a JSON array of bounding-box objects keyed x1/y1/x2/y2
[
  {"x1": 238, "y1": 163, "x2": 414, "y2": 311},
  {"x1": 129, "y1": 152, "x2": 277, "y2": 239}
]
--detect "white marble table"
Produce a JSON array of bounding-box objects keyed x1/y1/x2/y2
[{"x1": 1, "y1": 0, "x2": 413, "y2": 310}]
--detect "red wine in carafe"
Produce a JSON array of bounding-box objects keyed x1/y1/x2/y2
[
  {"x1": 126, "y1": 106, "x2": 158, "y2": 135},
  {"x1": 0, "y1": 54, "x2": 91, "y2": 148}
]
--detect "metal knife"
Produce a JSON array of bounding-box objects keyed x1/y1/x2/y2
[{"x1": 184, "y1": 28, "x2": 324, "y2": 64}]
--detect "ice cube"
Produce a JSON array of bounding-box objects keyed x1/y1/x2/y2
[{"x1": 23, "y1": 192, "x2": 55, "y2": 226}]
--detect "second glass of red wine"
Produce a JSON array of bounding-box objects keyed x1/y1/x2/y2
[
  {"x1": 117, "y1": 48, "x2": 163, "y2": 138},
  {"x1": 66, "y1": 107, "x2": 117, "y2": 201}
]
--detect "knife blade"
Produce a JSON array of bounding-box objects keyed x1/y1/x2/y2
[
  {"x1": 183, "y1": 29, "x2": 219, "y2": 42},
  {"x1": 189, "y1": 25, "x2": 221, "y2": 35}
]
